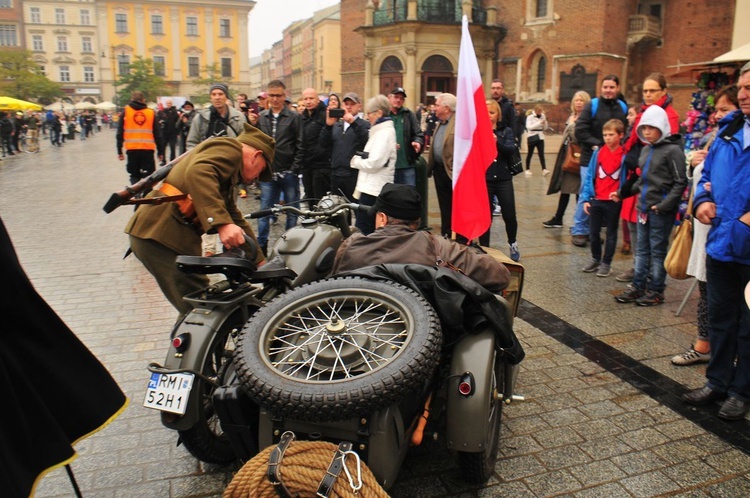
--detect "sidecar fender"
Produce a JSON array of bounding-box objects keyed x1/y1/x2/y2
[{"x1": 445, "y1": 328, "x2": 496, "y2": 451}]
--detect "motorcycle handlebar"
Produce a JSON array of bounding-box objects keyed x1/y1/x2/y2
[{"x1": 245, "y1": 202, "x2": 362, "y2": 220}]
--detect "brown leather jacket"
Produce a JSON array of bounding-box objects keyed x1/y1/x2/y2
[{"x1": 332, "y1": 224, "x2": 510, "y2": 293}]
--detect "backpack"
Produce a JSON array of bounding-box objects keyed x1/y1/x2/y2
[{"x1": 591, "y1": 97, "x2": 627, "y2": 118}]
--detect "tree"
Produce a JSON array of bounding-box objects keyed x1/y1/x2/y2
[
  {"x1": 115, "y1": 56, "x2": 167, "y2": 104},
  {"x1": 0, "y1": 50, "x2": 63, "y2": 101},
  {"x1": 190, "y1": 63, "x2": 232, "y2": 105}
]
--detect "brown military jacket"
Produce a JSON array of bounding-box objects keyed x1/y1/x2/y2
[
  {"x1": 125, "y1": 137, "x2": 262, "y2": 263},
  {"x1": 332, "y1": 224, "x2": 510, "y2": 293}
]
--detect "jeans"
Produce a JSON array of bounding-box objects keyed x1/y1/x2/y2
[
  {"x1": 394, "y1": 167, "x2": 416, "y2": 186},
  {"x1": 705, "y1": 256, "x2": 750, "y2": 401},
  {"x1": 257, "y1": 172, "x2": 300, "y2": 246},
  {"x1": 588, "y1": 200, "x2": 621, "y2": 265},
  {"x1": 571, "y1": 166, "x2": 590, "y2": 236},
  {"x1": 632, "y1": 210, "x2": 675, "y2": 293},
  {"x1": 355, "y1": 192, "x2": 377, "y2": 235},
  {"x1": 479, "y1": 180, "x2": 517, "y2": 247}
]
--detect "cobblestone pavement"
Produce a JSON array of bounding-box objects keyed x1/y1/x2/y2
[{"x1": 2, "y1": 132, "x2": 749, "y2": 498}]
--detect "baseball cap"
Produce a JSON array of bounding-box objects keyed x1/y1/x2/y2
[
  {"x1": 343, "y1": 92, "x2": 361, "y2": 104},
  {"x1": 392, "y1": 87, "x2": 407, "y2": 97}
]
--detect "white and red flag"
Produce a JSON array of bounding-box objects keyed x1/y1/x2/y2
[{"x1": 452, "y1": 15, "x2": 497, "y2": 241}]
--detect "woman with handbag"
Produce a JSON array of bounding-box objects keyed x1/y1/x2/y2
[
  {"x1": 524, "y1": 105, "x2": 548, "y2": 176},
  {"x1": 542, "y1": 91, "x2": 591, "y2": 228},
  {"x1": 671, "y1": 86, "x2": 739, "y2": 366},
  {"x1": 479, "y1": 100, "x2": 521, "y2": 261}
]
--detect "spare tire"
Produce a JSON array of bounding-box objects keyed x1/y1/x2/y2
[{"x1": 234, "y1": 276, "x2": 442, "y2": 422}]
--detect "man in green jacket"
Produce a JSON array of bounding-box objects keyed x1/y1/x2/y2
[
  {"x1": 389, "y1": 87, "x2": 424, "y2": 186},
  {"x1": 125, "y1": 123, "x2": 275, "y2": 315}
]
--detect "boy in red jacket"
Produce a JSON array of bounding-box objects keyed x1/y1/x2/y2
[{"x1": 580, "y1": 119, "x2": 626, "y2": 277}]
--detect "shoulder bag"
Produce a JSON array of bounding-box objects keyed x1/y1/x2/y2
[
  {"x1": 664, "y1": 194, "x2": 693, "y2": 280},
  {"x1": 562, "y1": 141, "x2": 581, "y2": 175},
  {"x1": 508, "y1": 146, "x2": 523, "y2": 176}
]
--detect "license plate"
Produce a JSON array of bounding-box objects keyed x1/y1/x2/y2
[{"x1": 143, "y1": 372, "x2": 194, "y2": 415}]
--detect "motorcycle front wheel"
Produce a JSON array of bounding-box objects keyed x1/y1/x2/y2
[
  {"x1": 234, "y1": 276, "x2": 442, "y2": 422},
  {"x1": 177, "y1": 316, "x2": 241, "y2": 464},
  {"x1": 457, "y1": 357, "x2": 504, "y2": 483}
]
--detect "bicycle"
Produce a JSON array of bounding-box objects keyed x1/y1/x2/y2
[{"x1": 19, "y1": 130, "x2": 40, "y2": 154}]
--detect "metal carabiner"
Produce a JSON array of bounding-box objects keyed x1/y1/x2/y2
[{"x1": 341, "y1": 450, "x2": 362, "y2": 493}]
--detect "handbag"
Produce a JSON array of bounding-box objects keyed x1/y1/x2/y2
[
  {"x1": 527, "y1": 134, "x2": 541, "y2": 147},
  {"x1": 508, "y1": 147, "x2": 523, "y2": 176},
  {"x1": 562, "y1": 141, "x2": 581, "y2": 175},
  {"x1": 664, "y1": 194, "x2": 693, "y2": 280}
]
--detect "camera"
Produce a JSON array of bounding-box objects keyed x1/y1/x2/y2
[{"x1": 329, "y1": 108, "x2": 345, "y2": 119}]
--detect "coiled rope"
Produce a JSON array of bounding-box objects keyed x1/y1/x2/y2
[{"x1": 223, "y1": 439, "x2": 390, "y2": 498}]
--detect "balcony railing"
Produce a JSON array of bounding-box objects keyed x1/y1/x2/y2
[
  {"x1": 373, "y1": 1, "x2": 488, "y2": 26},
  {"x1": 627, "y1": 14, "x2": 661, "y2": 46}
]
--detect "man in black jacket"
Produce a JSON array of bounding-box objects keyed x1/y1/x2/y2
[
  {"x1": 157, "y1": 99, "x2": 179, "y2": 164},
  {"x1": 571, "y1": 75, "x2": 628, "y2": 246},
  {"x1": 300, "y1": 88, "x2": 330, "y2": 205},
  {"x1": 320, "y1": 92, "x2": 370, "y2": 201},
  {"x1": 255, "y1": 80, "x2": 304, "y2": 255},
  {"x1": 389, "y1": 87, "x2": 424, "y2": 186}
]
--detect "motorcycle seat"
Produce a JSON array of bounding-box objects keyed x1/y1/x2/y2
[
  {"x1": 175, "y1": 255, "x2": 257, "y2": 279},
  {"x1": 252, "y1": 257, "x2": 298, "y2": 281}
]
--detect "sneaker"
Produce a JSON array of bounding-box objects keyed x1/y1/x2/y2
[
  {"x1": 615, "y1": 268, "x2": 634, "y2": 282},
  {"x1": 509, "y1": 242, "x2": 520, "y2": 262},
  {"x1": 615, "y1": 287, "x2": 645, "y2": 303},
  {"x1": 493, "y1": 205, "x2": 502, "y2": 216},
  {"x1": 596, "y1": 264, "x2": 611, "y2": 277},
  {"x1": 582, "y1": 259, "x2": 600, "y2": 273},
  {"x1": 524, "y1": 170, "x2": 533, "y2": 176},
  {"x1": 671, "y1": 346, "x2": 711, "y2": 366},
  {"x1": 239, "y1": 189, "x2": 247, "y2": 199},
  {"x1": 636, "y1": 290, "x2": 665, "y2": 306},
  {"x1": 542, "y1": 217, "x2": 563, "y2": 228},
  {"x1": 543, "y1": 169, "x2": 550, "y2": 176},
  {"x1": 572, "y1": 235, "x2": 589, "y2": 247},
  {"x1": 621, "y1": 242, "x2": 631, "y2": 255}
]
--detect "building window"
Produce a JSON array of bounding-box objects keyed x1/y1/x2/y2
[
  {"x1": 57, "y1": 36, "x2": 68, "y2": 52},
  {"x1": 81, "y1": 36, "x2": 92, "y2": 53},
  {"x1": 188, "y1": 56, "x2": 199, "y2": 77},
  {"x1": 221, "y1": 57, "x2": 231, "y2": 78},
  {"x1": 117, "y1": 54, "x2": 130, "y2": 76},
  {"x1": 186, "y1": 17, "x2": 198, "y2": 36},
  {"x1": 115, "y1": 13, "x2": 128, "y2": 33},
  {"x1": 0, "y1": 24, "x2": 17, "y2": 46},
  {"x1": 30, "y1": 7, "x2": 40, "y2": 23},
  {"x1": 32, "y1": 35, "x2": 43, "y2": 51},
  {"x1": 151, "y1": 15, "x2": 163, "y2": 35},
  {"x1": 55, "y1": 8, "x2": 65, "y2": 24},
  {"x1": 38, "y1": 65, "x2": 46, "y2": 76},
  {"x1": 0, "y1": 0, "x2": 11, "y2": 9},
  {"x1": 59, "y1": 65, "x2": 70, "y2": 82},
  {"x1": 153, "y1": 55, "x2": 165, "y2": 76},
  {"x1": 535, "y1": 0, "x2": 548, "y2": 18},
  {"x1": 80, "y1": 9, "x2": 90, "y2": 25},
  {"x1": 219, "y1": 19, "x2": 230, "y2": 37},
  {"x1": 638, "y1": 0, "x2": 664, "y2": 19},
  {"x1": 83, "y1": 66, "x2": 95, "y2": 82},
  {"x1": 536, "y1": 56, "x2": 547, "y2": 93}
]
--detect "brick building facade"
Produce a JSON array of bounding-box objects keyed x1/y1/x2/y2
[{"x1": 340, "y1": 0, "x2": 737, "y2": 124}]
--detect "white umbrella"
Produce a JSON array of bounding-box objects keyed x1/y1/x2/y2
[
  {"x1": 44, "y1": 101, "x2": 74, "y2": 111},
  {"x1": 95, "y1": 101, "x2": 117, "y2": 111},
  {"x1": 74, "y1": 101, "x2": 96, "y2": 110}
]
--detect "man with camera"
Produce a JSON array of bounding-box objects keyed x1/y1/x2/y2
[{"x1": 321, "y1": 92, "x2": 370, "y2": 201}]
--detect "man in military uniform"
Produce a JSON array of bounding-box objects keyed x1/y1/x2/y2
[
  {"x1": 125, "y1": 123, "x2": 275, "y2": 315},
  {"x1": 117, "y1": 91, "x2": 164, "y2": 184}
]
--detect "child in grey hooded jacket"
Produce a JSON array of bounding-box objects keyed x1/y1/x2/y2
[{"x1": 612, "y1": 105, "x2": 687, "y2": 306}]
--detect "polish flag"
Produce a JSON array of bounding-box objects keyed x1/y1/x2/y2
[{"x1": 452, "y1": 15, "x2": 497, "y2": 241}]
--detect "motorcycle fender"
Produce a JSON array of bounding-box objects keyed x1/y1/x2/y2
[
  {"x1": 159, "y1": 308, "x2": 236, "y2": 431},
  {"x1": 445, "y1": 329, "x2": 496, "y2": 452}
]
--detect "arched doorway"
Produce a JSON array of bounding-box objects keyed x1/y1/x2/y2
[
  {"x1": 420, "y1": 55, "x2": 454, "y2": 105},
  {"x1": 379, "y1": 56, "x2": 403, "y2": 96}
]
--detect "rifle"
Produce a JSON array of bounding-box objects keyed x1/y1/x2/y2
[{"x1": 102, "y1": 131, "x2": 226, "y2": 213}]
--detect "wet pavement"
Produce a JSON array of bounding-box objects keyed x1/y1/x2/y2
[{"x1": 2, "y1": 131, "x2": 749, "y2": 497}]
